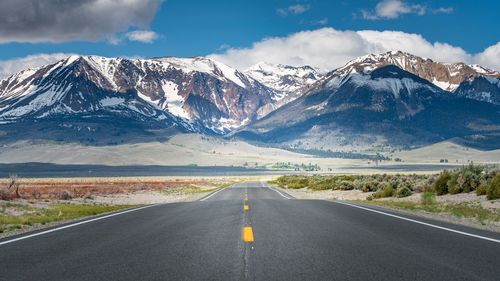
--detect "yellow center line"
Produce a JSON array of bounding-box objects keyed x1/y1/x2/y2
[
  {"x1": 243, "y1": 205, "x2": 249, "y2": 211},
  {"x1": 243, "y1": 226, "x2": 254, "y2": 242}
]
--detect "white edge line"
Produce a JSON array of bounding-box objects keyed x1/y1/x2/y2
[
  {"x1": 0, "y1": 204, "x2": 158, "y2": 247},
  {"x1": 262, "y1": 181, "x2": 291, "y2": 199},
  {"x1": 334, "y1": 201, "x2": 500, "y2": 244},
  {"x1": 199, "y1": 187, "x2": 226, "y2": 201}
]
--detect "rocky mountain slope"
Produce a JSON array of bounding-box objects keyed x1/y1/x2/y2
[
  {"x1": 335, "y1": 51, "x2": 500, "y2": 103},
  {"x1": 235, "y1": 65, "x2": 500, "y2": 150},
  {"x1": 244, "y1": 62, "x2": 323, "y2": 116},
  {"x1": 244, "y1": 62, "x2": 322, "y2": 97},
  {"x1": 1, "y1": 51, "x2": 499, "y2": 150},
  {"x1": 0, "y1": 55, "x2": 281, "y2": 134}
]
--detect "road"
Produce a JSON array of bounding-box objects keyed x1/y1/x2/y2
[{"x1": 1, "y1": 182, "x2": 499, "y2": 280}]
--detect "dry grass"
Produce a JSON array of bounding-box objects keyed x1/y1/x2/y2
[
  {"x1": 0, "y1": 177, "x2": 239, "y2": 201},
  {"x1": 0, "y1": 201, "x2": 135, "y2": 233}
]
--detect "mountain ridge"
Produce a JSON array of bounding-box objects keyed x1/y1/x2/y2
[{"x1": 1, "y1": 51, "x2": 499, "y2": 150}]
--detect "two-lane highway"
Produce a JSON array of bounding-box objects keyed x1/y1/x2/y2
[{"x1": 1, "y1": 182, "x2": 499, "y2": 280}]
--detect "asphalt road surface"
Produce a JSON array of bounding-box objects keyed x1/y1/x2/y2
[{"x1": 1, "y1": 182, "x2": 499, "y2": 281}]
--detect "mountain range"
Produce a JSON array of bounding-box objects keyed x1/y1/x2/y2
[{"x1": 0, "y1": 51, "x2": 499, "y2": 150}]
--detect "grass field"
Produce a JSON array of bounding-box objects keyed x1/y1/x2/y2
[{"x1": 0, "y1": 202, "x2": 135, "y2": 233}]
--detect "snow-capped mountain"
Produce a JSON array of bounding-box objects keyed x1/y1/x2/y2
[
  {"x1": 334, "y1": 50, "x2": 500, "y2": 93},
  {"x1": 236, "y1": 65, "x2": 500, "y2": 150},
  {"x1": 244, "y1": 62, "x2": 323, "y2": 116},
  {"x1": 0, "y1": 55, "x2": 278, "y2": 133},
  {"x1": 1, "y1": 51, "x2": 499, "y2": 149},
  {"x1": 245, "y1": 62, "x2": 322, "y2": 96},
  {"x1": 454, "y1": 75, "x2": 500, "y2": 105}
]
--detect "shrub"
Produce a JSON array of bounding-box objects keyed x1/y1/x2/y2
[
  {"x1": 456, "y1": 170, "x2": 481, "y2": 193},
  {"x1": 421, "y1": 191, "x2": 436, "y2": 205},
  {"x1": 373, "y1": 183, "x2": 394, "y2": 198},
  {"x1": 339, "y1": 180, "x2": 354, "y2": 190},
  {"x1": 486, "y1": 174, "x2": 500, "y2": 200},
  {"x1": 396, "y1": 186, "x2": 412, "y2": 198},
  {"x1": 433, "y1": 170, "x2": 451, "y2": 195},
  {"x1": 476, "y1": 183, "x2": 489, "y2": 196},
  {"x1": 360, "y1": 181, "x2": 377, "y2": 192},
  {"x1": 447, "y1": 173, "x2": 461, "y2": 194}
]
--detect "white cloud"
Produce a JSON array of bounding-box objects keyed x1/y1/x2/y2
[
  {"x1": 277, "y1": 4, "x2": 310, "y2": 16},
  {"x1": 125, "y1": 30, "x2": 159, "y2": 43},
  {"x1": 361, "y1": 0, "x2": 452, "y2": 19},
  {"x1": 208, "y1": 27, "x2": 500, "y2": 72},
  {"x1": 0, "y1": 53, "x2": 76, "y2": 79},
  {"x1": 474, "y1": 42, "x2": 500, "y2": 70},
  {"x1": 433, "y1": 7, "x2": 454, "y2": 14},
  {"x1": 376, "y1": 0, "x2": 422, "y2": 18},
  {"x1": 0, "y1": 0, "x2": 164, "y2": 43}
]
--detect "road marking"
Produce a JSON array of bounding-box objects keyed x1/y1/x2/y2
[
  {"x1": 0, "y1": 205, "x2": 158, "y2": 247},
  {"x1": 244, "y1": 205, "x2": 249, "y2": 211},
  {"x1": 244, "y1": 196, "x2": 248, "y2": 201},
  {"x1": 334, "y1": 201, "x2": 500, "y2": 244},
  {"x1": 243, "y1": 226, "x2": 254, "y2": 242},
  {"x1": 266, "y1": 185, "x2": 291, "y2": 199},
  {"x1": 199, "y1": 187, "x2": 226, "y2": 201}
]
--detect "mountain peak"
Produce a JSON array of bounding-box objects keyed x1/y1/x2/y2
[
  {"x1": 245, "y1": 62, "x2": 322, "y2": 94},
  {"x1": 332, "y1": 51, "x2": 499, "y2": 92}
]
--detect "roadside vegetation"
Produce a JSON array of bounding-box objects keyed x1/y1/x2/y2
[
  {"x1": 159, "y1": 180, "x2": 239, "y2": 196},
  {"x1": 360, "y1": 192, "x2": 500, "y2": 225},
  {"x1": 0, "y1": 176, "x2": 238, "y2": 201},
  {"x1": 271, "y1": 164, "x2": 500, "y2": 225},
  {"x1": 0, "y1": 202, "x2": 134, "y2": 233},
  {"x1": 270, "y1": 173, "x2": 430, "y2": 198},
  {"x1": 0, "y1": 176, "x2": 240, "y2": 235},
  {"x1": 433, "y1": 165, "x2": 500, "y2": 200},
  {"x1": 270, "y1": 164, "x2": 499, "y2": 201}
]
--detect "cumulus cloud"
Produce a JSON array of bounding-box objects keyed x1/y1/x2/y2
[
  {"x1": 361, "y1": 0, "x2": 452, "y2": 19},
  {"x1": 277, "y1": 4, "x2": 310, "y2": 16},
  {"x1": 474, "y1": 42, "x2": 500, "y2": 70},
  {"x1": 0, "y1": 53, "x2": 76, "y2": 79},
  {"x1": 0, "y1": 0, "x2": 163, "y2": 43},
  {"x1": 125, "y1": 30, "x2": 159, "y2": 43},
  {"x1": 208, "y1": 27, "x2": 500, "y2": 72}
]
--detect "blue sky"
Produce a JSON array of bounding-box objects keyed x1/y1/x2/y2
[{"x1": 0, "y1": 0, "x2": 499, "y2": 76}]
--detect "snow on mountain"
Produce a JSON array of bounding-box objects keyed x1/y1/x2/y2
[
  {"x1": 454, "y1": 75, "x2": 500, "y2": 105},
  {"x1": 235, "y1": 64, "x2": 500, "y2": 151},
  {"x1": 244, "y1": 62, "x2": 323, "y2": 117},
  {"x1": 333, "y1": 51, "x2": 500, "y2": 92},
  {"x1": 0, "y1": 55, "x2": 279, "y2": 133},
  {"x1": 245, "y1": 62, "x2": 322, "y2": 96}
]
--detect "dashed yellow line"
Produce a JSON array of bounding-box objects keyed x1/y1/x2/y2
[
  {"x1": 243, "y1": 205, "x2": 249, "y2": 211},
  {"x1": 243, "y1": 226, "x2": 254, "y2": 242}
]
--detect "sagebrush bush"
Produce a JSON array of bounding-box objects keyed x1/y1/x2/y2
[
  {"x1": 487, "y1": 173, "x2": 500, "y2": 200},
  {"x1": 373, "y1": 183, "x2": 394, "y2": 198},
  {"x1": 457, "y1": 171, "x2": 479, "y2": 193},
  {"x1": 447, "y1": 173, "x2": 461, "y2": 194},
  {"x1": 433, "y1": 170, "x2": 451, "y2": 195},
  {"x1": 272, "y1": 165, "x2": 498, "y2": 199},
  {"x1": 476, "y1": 183, "x2": 489, "y2": 196},
  {"x1": 396, "y1": 186, "x2": 412, "y2": 198}
]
